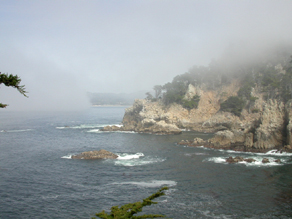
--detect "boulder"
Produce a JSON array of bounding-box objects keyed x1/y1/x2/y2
[
  {"x1": 193, "y1": 137, "x2": 205, "y2": 144},
  {"x1": 72, "y1": 149, "x2": 118, "y2": 159},
  {"x1": 262, "y1": 158, "x2": 270, "y2": 163},
  {"x1": 226, "y1": 157, "x2": 236, "y2": 163},
  {"x1": 274, "y1": 159, "x2": 281, "y2": 163},
  {"x1": 244, "y1": 158, "x2": 256, "y2": 163},
  {"x1": 226, "y1": 156, "x2": 244, "y2": 163}
]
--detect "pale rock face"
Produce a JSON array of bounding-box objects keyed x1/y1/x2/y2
[
  {"x1": 122, "y1": 79, "x2": 292, "y2": 150},
  {"x1": 285, "y1": 100, "x2": 292, "y2": 146},
  {"x1": 254, "y1": 100, "x2": 285, "y2": 149}
]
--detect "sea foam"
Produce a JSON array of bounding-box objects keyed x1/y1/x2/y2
[
  {"x1": 205, "y1": 156, "x2": 288, "y2": 166},
  {"x1": 117, "y1": 152, "x2": 144, "y2": 160},
  {"x1": 0, "y1": 129, "x2": 33, "y2": 133},
  {"x1": 113, "y1": 153, "x2": 165, "y2": 166}
]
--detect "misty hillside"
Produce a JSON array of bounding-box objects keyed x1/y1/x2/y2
[
  {"x1": 87, "y1": 91, "x2": 146, "y2": 106},
  {"x1": 145, "y1": 45, "x2": 292, "y2": 115}
]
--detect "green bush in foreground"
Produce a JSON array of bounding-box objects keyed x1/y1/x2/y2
[{"x1": 93, "y1": 187, "x2": 169, "y2": 219}]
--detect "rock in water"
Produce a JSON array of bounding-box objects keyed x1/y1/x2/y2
[
  {"x1": 71, "y1": 149, "x2": 118, "y2": 159},
  {"x1": 262, "y1": 158, "x2": 270, "y2": 163}
]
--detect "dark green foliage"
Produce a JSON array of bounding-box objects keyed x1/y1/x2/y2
[
  {"x1": 252, "y1": 108, "x2": 260, "y2": 113},
  {"x1": 93, "y1": 187, "x2": 169, "y2": 219},
  {"x1": 237, "y1": 84, "x2": 252, "y2": 99},
  {"x1": 281, "y1": 56, "x2": 292, "y2": 102},
  {"x1": 220, "y1": 96, "x2": 246, "y2": 116},
  {"x1": 249, "y1": 96, "x2": 258, "y2": 102},
  {"x1": 153, "y1": 85, "x2": 163, "y2": 99},
  {"x1": 145, "y1": 92, "x2": 154, "y2": 101},
  {"x1": 153, "y1": 51, "x2": 292, "y2": 109},
  {"x1": 182, "y1": 95, "x2": 200, "y2": 110},
  {"x1": 0, "y1": 72, "x2": 28, "y2": 108},
  {"x1": 261, "y1": 67, "x2": 280, "y2": 89},
  {"x1": 162, "y1": 80, "x2": 187, "y2": 105},
  {"x1": 237, "y1": 73, "x2": 255, "y2": 100}
]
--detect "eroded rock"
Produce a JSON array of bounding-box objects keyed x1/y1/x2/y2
[{"x1": 71, "y1": 149, "x2": 118, "y2": 159}]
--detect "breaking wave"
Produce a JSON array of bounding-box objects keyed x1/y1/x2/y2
[
  {"x1": 205, "y1": 155, "x2": 291, "y2": 166},
  {"x1": 113, "y1": 152, "x2": 165, "y2": 166},
  {"x1": 56, "y1": 123, "x2": 122, "y2": 129},
  {"x1": 0, "y1": 129, "x2": 33, "y2": 133}
]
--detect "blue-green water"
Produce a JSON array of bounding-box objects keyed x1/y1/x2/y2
[{"x1": 1, "y1": 107, "x2": 292, "y2": 219}]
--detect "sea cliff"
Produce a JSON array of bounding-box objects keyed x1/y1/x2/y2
[
  {"x1": 102, "y1": 52, "x2": 292, "y2": 152},
  {"x1": 119, "y1": 87, "x2": 292, "y2": 152}
]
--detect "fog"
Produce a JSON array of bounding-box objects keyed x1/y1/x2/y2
[{"x1": 1, "y1": 0, "x2": 292, "y2": 111}]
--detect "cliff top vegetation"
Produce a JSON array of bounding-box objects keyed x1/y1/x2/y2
[{"x1": 146, "y1": 45, "x2": 292, "y2": 116}]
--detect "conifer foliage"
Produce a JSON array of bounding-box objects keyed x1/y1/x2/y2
[
  {"x1": 93, "y1": 187, "x2": 169, "y2": 219},
  {"x1": 0, "y1": 72, "x2": 27, "y2": 108}
]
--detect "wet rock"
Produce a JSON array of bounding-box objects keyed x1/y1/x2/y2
[
  {"x1": 72, "y1": 149, "x2": 118, "y2": 159},
  {"x1": 234, "y1": 156, "x2": 244, "y2": 162},
  {"x1": 244, "y1": 158, "x2": 256, "y2": 163},
  {"x1": 226, "y1": 156, "x2": 244, "y2": 163},
  {"x1": 262, "y1": 158, "x2": 270, "y2": 163},
  {"x1": 193, "y1": 137, "x2": 205, "y2": 144},
  {"x1": 102, "y1": 125, "x2": 121, "y2": 131},
  {"x1": 274, "y1": 159, "x2": 281, "y2": 163},
  {"x1": 226, "y1": 157, "x2": 236, "y2": 163},
  {"x1": 178, "y1": 140, "x2": 187, "y2": 145}
]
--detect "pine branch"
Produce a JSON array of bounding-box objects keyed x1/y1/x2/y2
[{"x1": 93, "y1": 187, "x2": 169, "y2": 219}]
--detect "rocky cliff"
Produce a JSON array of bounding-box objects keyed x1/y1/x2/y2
[{"x1": 119, "y1": 78, "x2": 292, "y2": 151}]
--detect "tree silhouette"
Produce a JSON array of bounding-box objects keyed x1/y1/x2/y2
[{"x1": 0, "y1": 72, "x2": 28, "y2": 108}]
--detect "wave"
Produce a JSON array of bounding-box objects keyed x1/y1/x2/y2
[
  {"x1": 94, "y1": 152, "x2": 166, "y2": 166},
  {"x1": 61, "y1": 154, "x2": 73, "y2": 159},
  {"x1": 112, "y1": 180, "x2": 177, "y2": 188},
  {"x1": 195, "y1": 146, "x2": 292, "y2": 157},
  {"x1": 0, "y1": 129, "x2": 33, "y2": 133},
  {"x1": 117, "y1": 152, "x2": 144, "y2": 160},
  {"x1": 56, "y1": 123, "x2": 122, "y2": 129},
  {"x1": 87, "y1": 129, "x2": 136, "y2": 134},
  {"x1": 204, "y1": 156, "x2": 290, "y2": 166}
]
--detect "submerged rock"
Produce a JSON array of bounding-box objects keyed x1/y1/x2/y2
[{"x1": 71, "y1": 149, "x2": 118, "y2": 159}]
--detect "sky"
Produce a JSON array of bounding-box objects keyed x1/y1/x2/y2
[{"x1": 1, "y1": 0, "x2": 292, "y2": 111}]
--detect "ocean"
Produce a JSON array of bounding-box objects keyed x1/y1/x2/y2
[{"x1": 0, "y1": 106, "x2": 292, "y2": 219}]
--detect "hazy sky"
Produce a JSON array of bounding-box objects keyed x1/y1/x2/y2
[{"x1": 1, "y1": 0, "x2": 292, "y2": 110}]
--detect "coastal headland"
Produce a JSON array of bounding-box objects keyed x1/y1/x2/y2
[{"x1": 101, "y1": 51, "x2": 292, "y2": 153}]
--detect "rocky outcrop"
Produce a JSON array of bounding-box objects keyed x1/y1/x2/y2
[
  {"x1": 285, "y1": 100, "x2": 292, "y2": 146},
  {"x1": 121, "y1": 82, "x2": 241, "y2": 134},
  {"x1": 253, "y1": 100, "x2": 286, "y2": 149},
  {"x1": 121, "y1": 99, "x2": 181, "y2": 134},
  {"x1": 71, "y1": 149, "x2": 118, "y2": 159},
  {"x1": 119, "y1": 75, "x2": 292, "y2": 151}
]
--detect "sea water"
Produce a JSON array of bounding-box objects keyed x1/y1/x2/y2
[{"x1": 0, "y1": 107, "x2": 292, "y2": 219}]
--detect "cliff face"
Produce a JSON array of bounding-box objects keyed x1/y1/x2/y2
[{"x1": 122, "y1": 80, "x2": 292, "y2": 150}]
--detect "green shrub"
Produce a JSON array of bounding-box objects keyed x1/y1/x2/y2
[
  {"x1": 220, "y1": 96, "x2": 246, "y2": 116},
  {"x1": 182, "y1": 95, "x2": 200, "y2": 110},
  {"x1": 252, "y1": 108, "x2": 260, "y2": 113},
  {"x1": 249, "y1": 96, "x2": 258, "y2": 102}
]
